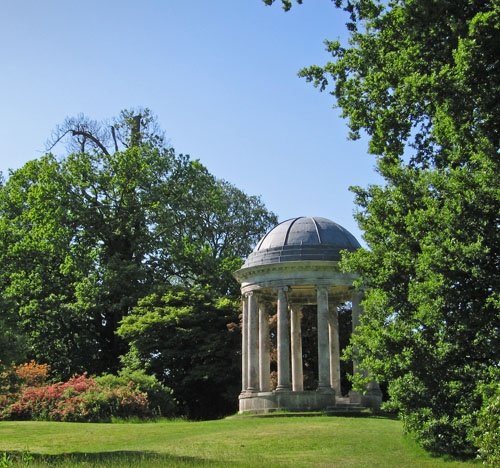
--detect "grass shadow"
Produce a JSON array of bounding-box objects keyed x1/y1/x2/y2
[
  {"x1": 2, "y1": 450, "x2": 218, "y2": 467},
  {"x1": 231, "y1": 410, "x2": 399, "y2": 420},
  {"x1": 326, "y1": 411, "x2": 399, "y2": 420}
]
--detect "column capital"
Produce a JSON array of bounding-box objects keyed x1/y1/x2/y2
[
  {"x1": 316, "y1": 284, "x2": 329, "y2": 294},
  {"x1": 276, "y1": 286, "x2": 288, "y2": 303}
]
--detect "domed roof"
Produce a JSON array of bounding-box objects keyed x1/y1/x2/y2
[{"x1": 243, "y1": 216, "x2": 361, "y2": 268}]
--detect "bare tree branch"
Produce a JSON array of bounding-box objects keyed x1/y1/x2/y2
[
  {"x1": 70, "y1": 130, "x2": 110, "y2": 156},
  {"x1": 45, "y1": 109, "x2": 168, "y2": 156},
  {"x1": 45, "y1": 129, "x2": 74, "y2": 152},
  {"x1": 45, "y1": 114, "x2": 112, "y2": 155},
  {"x1": 111, "y1": 126, "x2": 119, "y2": 153}
]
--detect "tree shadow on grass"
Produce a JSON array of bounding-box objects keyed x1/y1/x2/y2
[
  {"x1": 3, "y1": 450, "x2": 218, "y2": 467},
  {"x1": 326, "y1": 411, "x2": 399, "y2": 420}
]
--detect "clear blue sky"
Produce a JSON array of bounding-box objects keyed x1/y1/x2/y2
[{"x1": 0, "y1": 0, "x2": 381, "y2": 244}]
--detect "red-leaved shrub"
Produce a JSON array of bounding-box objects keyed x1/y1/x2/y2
[
  {"x1": 4, "y1": 374, "x2": 96, "y2": 420},
  {"x1": 50, "y1": 384, "x2": 150, "y2": 422},
  {"x1": 0, "y1": 366, "x2": 174, "y2": 422}
]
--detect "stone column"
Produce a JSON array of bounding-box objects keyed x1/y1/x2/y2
[
  {"x1": 259, "y1": 302, "x2": 271, "y2": 392},
  {"x1": 241, "y1": 294, "x2": 248, "y2": 393},
  {"x1": 317, "y1": 286, "x2": 333, "y2": 393},
  {"x1": 247, "y1": 291, "x2": 259, "y2": 392},
  {"x1": 316, "y1": 286, "x2": 332, "y2": 391},
  {"x1": 290, "y1": 304, "x2": 304, "y2": 392},
  {"x1": 276, "y1": 287, "x2": 291, "y2": 391},
  {"x1": 328, "y1": 303, "x2": 341, "y2": 395}
]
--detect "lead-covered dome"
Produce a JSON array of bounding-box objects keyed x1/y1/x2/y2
[{"x1": 243, "y1": 216, "x2": 361, "y2": 268}]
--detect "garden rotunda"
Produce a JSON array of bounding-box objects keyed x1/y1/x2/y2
[{"x1": 233, "y1": 216, "x2": 382, "y2": 413}]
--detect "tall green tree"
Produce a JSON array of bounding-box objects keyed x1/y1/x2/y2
[
  {"x1": 0, "y1": 172, "x2": 28, "y2": 369},
  {"x1": 0, "y1": 109, "x2": 276, "y2": 378},
  {"x1": 0, "y1": 156, "x2": 99, "y2": 375},
  {"x1": 118, "y1": 287, "x2": 241, "y2": 420},
  {"x1": 265, "y1": 0, "x2": 499, "y2": 458}
]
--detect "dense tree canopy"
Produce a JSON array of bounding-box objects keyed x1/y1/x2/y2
[
  {"x1": 118, "y1": 287, "x2": 241, "y2": 419},
  {"x1": 265, "y1": 0, "x2": 499, "y2": 459},
  {"x1": 0, "y1": 110, "x2": 277, "y2": 381}
]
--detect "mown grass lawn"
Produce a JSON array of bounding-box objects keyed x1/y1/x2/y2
[{"x1": 0, "y1": 415, "x2": 478, "y2": 467}]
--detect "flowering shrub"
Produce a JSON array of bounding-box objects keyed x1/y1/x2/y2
[
  {"x1": 0, "y1": 394, "x2": 9, "y2": 416},
  {"x1": 14, "y1": 361, "x2": 49, "y2": 387},
  {"x1": 4, "y1": 374, "x2": 96, "y2": 420},
  {"x1": 0, "y1": 361, "x2": 49, "y2": 405},
  {"x1": 0, "y1": 361, "x2": 50, "y2": 416},
  {"x1": 51, "y1": 384, "x2": 150, "y2": 422},
  {"x1": 0, "y1": 368, "x2": 177, "y2": 422}
]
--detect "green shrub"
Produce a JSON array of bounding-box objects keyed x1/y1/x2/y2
[
  {"x1": 95, "y1": 369, "x2": 178, "y2": 418},
  {"x1": 474, "y1": 372, "x2": 500, "y2": 466}
]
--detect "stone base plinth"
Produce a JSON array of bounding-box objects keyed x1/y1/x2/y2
[
  {"x1": 239, "y1": 390, "x2": 336, "y2": 413},
  {"x1": 349, "y1": 388, "x2": 382, "y2": 410}
]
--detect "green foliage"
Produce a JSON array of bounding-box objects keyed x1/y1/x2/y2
[
  {"x1": 334, "y1": 1, "x2": 499, "y2": 459},
  {"x1": 342, "y1": 125, "x2": 498, "y2": 459},
  {"x1": 0, "y1": 452, "x2": 12, "y2": 468},
  {"x1": 118, "y1": 287, "x2": 241, "y2": 419},
  {"x1": 0, "y1": 109, "x2": 276, "y2": 380},
  {"x1": 474, "y1": 368, "x2": 500, "y2": 466},
  {"x1": 267, "y1": 0, "x2": 499, "y2": 459},
  {"x1": 0, "y1": 318, "x2": 26, "y2": 370}
]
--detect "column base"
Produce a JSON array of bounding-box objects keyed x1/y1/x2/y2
[
  {"x1": 348, "y1": 385, "x2": 382, "y2": 409},
  {"x1": 331, "y1": 384, "x2": 342, "y2": 396},
  {"x1": 348, "y1": 390, "x2": 362, "y2": 404},
  {"x1": 363, "y1": 381, "x2": 383, "y2": 409},
  {"x1": 275, "y1": 385, "x2": 291, "y2": 392},
  {"x1": 316, "y1": 385, "x2": 335, "y2": 395}
]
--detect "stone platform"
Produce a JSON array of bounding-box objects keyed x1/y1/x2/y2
[{"x1": 239, "y1": 391, "x2": 380, "y2": 414}]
